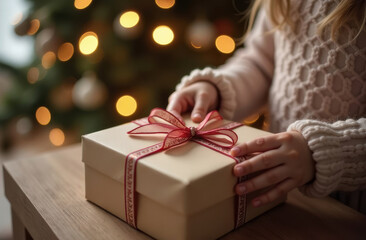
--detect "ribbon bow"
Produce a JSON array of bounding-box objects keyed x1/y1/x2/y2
[
  {"x1": 128, "y1": 108, "x2": 238, "y2": 150},
  {"x1": 124, "y1": 108, "x2": 245, "y2": 229}
]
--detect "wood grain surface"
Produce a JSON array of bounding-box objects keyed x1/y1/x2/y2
[{"x1": 3, "y1": 145, "x2": 366, "y2": 240}]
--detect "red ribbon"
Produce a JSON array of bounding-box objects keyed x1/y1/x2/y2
[{"x1": 124, "y1": 108, "x2": 247, "y2": 229}]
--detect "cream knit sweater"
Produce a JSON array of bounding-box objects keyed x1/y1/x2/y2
[{"x1": 176, "y1": 0, "x2": 366, "y2": 199}]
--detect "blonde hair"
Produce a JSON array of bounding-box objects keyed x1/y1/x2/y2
[{"x1": 241, "y1": 0, "x2": 366, "y2": 42}]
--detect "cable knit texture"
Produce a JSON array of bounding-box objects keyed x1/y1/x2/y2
[
  {"x1": 177, "y1": 0, "x2": 366, "y2": 199},
  {"x1": 288, "y1": 118, "x2": 366, "y2": 197}
]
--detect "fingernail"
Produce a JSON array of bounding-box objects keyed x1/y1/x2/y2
[
  {"x1": 234, "y1": 166, "x2": 245, "y2": 176},
  {"x1": 192, "y1": 113, "x2": 202, "y2": 120},
  {"x1": 238, "y1": 185, "x2": 247, "y2": 195},
  {"x1": 230, "y1": 147, "x2": 240, "y2": 156},
  {"x1": 252, "y1": 199, "x2": 261, "y2": 207}
]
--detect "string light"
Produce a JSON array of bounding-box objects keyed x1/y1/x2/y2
[
  {"x1": 27, "y1": 67, "x2": 39, "y2": 84},
  {"x1": 42, "y1": 51, "x2": 56, "y2": 69},
  {"x1": 119, "y1": 11, "x2": 140, "y2": 28},
  {"x1": 215, "y1": 35, "x2": 235, "y2": 54},
  {"x1": 74, "y1": 0, "x2": 92, "y2": 10},
  {"x1": 58, "y1": 42, "x2": 74, "y2": 61},
  {"x1": 116, "y1": 95, "x2": 137, "y2": 116},
  {"x1": 27, "y1": 19, "x2": 40, "y2": 35},
  {"x1": 79, "y1": 31, "x2": 99, "y2": 55},
  {"x1": 35, "y1": 106, "x2": 51, "y2": 125},
  {"x1": 49, "y1": 128, "x2": 65, "y2": 146},
  {"x1": 152, "y1": 25, "x2": 174, "y2": 45},
  {"x1": 155, "y1": 0, "x2": 175, "y2": 9},
  {"x1": 244, "y1": 113, "x2": 260, "y2": 124}
]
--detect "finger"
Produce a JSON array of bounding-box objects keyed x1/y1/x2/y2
[
  {"x1": 168, "y1": 92, "x2": 176, "y2": 103},
  {"x1": 235, "y1": 165, "x2": 288, "y2": 195},
  {"x1": 191, "y1": 92, "x2": 210, "y2": 123},
  {"x1": 251, "y1": 179, "x2": 294, "y2": 207},
  {"x1": 230, "y1": 134, "x2": 282, "y2": 157},
  {"x1": 167, "y1": 97, "x2": 187, "y2": 121},
  {"x1": 233, "y1": 150, "x2": 284, "y2": 177}
]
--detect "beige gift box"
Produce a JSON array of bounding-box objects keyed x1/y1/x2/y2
[{"x1": 82, "y1": 117, "x2": 284, "y2": 240}]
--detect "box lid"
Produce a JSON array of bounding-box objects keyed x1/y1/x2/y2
[{"x1": 82, "y1": 118, "x2": 272, "y2": 216}]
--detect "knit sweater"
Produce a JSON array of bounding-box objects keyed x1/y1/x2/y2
[{"x1": 176, "y1": 0, "x2": 366, "y2": 199}]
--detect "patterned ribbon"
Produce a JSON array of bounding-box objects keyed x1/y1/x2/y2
[{"x1": 125, "y1": 108, "x2": 247, "y2": 228}]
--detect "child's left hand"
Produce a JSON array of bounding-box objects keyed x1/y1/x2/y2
[{"x1": 230, "y1": 131, "x2": 315, "y2": 207}]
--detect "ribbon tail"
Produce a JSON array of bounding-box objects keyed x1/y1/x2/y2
[{"x1": 124, "y1": 142, "x2": 164, "y2": 228}]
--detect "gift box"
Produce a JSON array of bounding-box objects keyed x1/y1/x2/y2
[{"x1": 82, "y1": 109, "x2": 285, "y2": 240}]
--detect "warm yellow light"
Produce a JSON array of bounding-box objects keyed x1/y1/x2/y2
[
  {"x1": 152, "y1": 25, "x2": 174, "y2": 45},
  {"x1": 58, "y1": 42, "x2": 74, "y2": 61},
  {"x1": 27, "y1": 67, "x2": 39, "y2": 84},
  {"x1": 74, "y1": 0, "x2": 92, "y2": 10},
  {"x1": 42, "y1": 51, "x2": 56, "y2": 69},
  {"x1": 155, "y1": 0, "x2": 175, "y2": 9},
  {"x1": 49, "y1": 128, "x2": 65, "y2": 146},
  {"x1": 79, "y1": 31, "x2": 99, "y2": 55},
  {"x1": 116, "y1": 95, "x2": 137, "y2": 117},
  {"x1": 215, "y1": 35, "x2": 235, "y2": 54},
  {"x1": 27, "y1": 19, "x2": 40, "y2": 35},
  {"x1": 119, "y1": 11, "x2": 140, "y2": 28},
  {"x1": 244, "y1": 113, "x2": 260, "y2": 124},
  {"x1": 35, "y1": 106, "x2": 51, "y2": 125}
]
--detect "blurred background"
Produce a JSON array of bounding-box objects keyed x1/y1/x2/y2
[
  {"x1": 0, "y1": 0, "x2": 263, "y2": 238},
  {"x1": 0, "y1": 0, "x2": 258, "y2": 152}
]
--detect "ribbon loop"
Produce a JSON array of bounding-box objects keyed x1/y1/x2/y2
[{"x1": 129, "y1": 108, "x2": 238, "y2": 150}]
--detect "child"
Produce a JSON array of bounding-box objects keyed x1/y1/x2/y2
[{"x1": 167, "y1": 0, "x2": 366, "y2": 212}]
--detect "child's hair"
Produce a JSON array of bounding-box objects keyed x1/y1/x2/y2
[{"x1": 241, "y1": 0, "x2": 366, "y2": 42}]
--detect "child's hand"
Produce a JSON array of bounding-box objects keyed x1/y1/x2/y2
[
  {"x1": 230, "y1": 131, "x2": 314, "y2": 207},
  {"x1": 167, "y1": 81, "x2": 219, "y2": 123}
]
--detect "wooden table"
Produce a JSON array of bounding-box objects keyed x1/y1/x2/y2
[{"x1": 3, "y1": 145, "x2": 366, "y2": 240}]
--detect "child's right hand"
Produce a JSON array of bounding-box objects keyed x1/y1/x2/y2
[{"x1": 167, "y1": 81, "x2": 219, "y2": 123}]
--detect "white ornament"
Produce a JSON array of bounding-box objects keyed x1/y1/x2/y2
[
  {"x1": 72, "y1": 72, "x2": 107, "y2": 110},
  {"x1": 187, "y1": 19, "x2": 215, "y2": 49},
  {"x1": 16, "y1": 117, "x2": 33, "y2": 135}
]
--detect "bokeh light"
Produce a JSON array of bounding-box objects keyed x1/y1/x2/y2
[
  {"x1": 42, "y1": 51, "x2": 56, "y2": 69},
  {"x1": 79, "y1": 31, "x2": 99, "y2": 55},
  {"x1": 49, "y1": 128, "x2": 65, "y2": 146},
  {"x1": 244, "y1": 113, "x2": 260, "y2": 124},
  {"x1": 116, "y1": 95, "x2": 137, "y2": 116},
  {"x1": 152, "y1": 25, "x2": 174, "y2": 45},
  {"x1": 58, "y1": 42, "x2": 74, "y2": 61},
  {"x1": 119, "y1": 11, "x2": 140, "y2": 28},
  {"x1": 35, "y1": 106, "x2": 51, "y2": 125},
  {"x1": 74, "y1": 0, "x2": 93, "y2": 10},
  {"x1": 27, "y1": 67, "x2": 39, "y2": 84},
  {"x1": 27, "y1": 19, "x2": 40, "y2": 35},
  {"x1": 155, "y1": 0, "x2": 175, "y2": 9},
  {"x1": 215, "y1": 35, "x2": 235, "y2": 54}
]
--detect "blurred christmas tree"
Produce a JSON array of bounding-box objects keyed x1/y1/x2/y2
[{"x1": 0, "y1": 0, "x2": 251, "y2": 150}]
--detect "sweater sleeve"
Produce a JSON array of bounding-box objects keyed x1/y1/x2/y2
[
  {"x1": 287, "y1": 118, "x2": 366, "y2": 197},
  {"x1": 176, "y1": 9, "x2": 274, "y2": 121}
]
